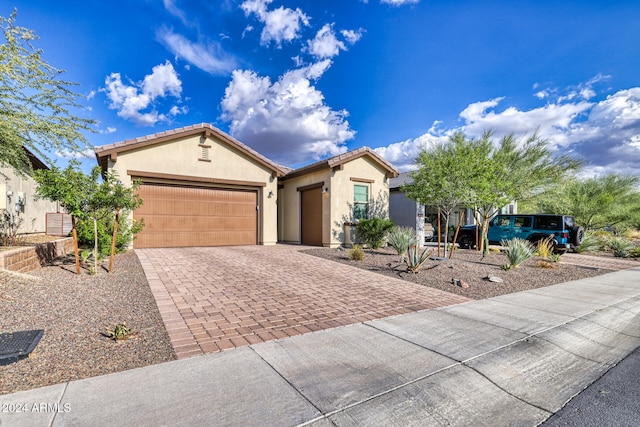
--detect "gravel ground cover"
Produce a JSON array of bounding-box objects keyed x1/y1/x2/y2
[
  {"x1": 0, "y1": 251, "x2": 176, "y2": 396},
  {"x1": 302, "y1": 247, "x2": 616, "y2": 300}
]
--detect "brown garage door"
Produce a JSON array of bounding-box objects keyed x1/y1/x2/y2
[
  {"x1": 133, "y1": 184, "x2": 257, "y2": 248},
  {"x1": 301, "y1": 187, "x2": 323, "y2": 246}
]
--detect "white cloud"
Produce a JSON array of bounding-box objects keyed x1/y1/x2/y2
[
  {"x1": 157, "y1": 27, "x2": 237, "y2": 75},
  {"x1": 103, "y1": 61, "x2": 186, "y2": 126},
  {"x1": 374, "y1": 81, "x2": 640, "y2": 177},
  {"x1": 341, "y1": 28, "x2": 365, "y2": 44},
  {"x1": 374, "y1": 132, "x2": 449, "y2": 172},
  {"x1": 221, "y1": 61, "x2": 355, "y2": 164},
  {"x1": 163, "y1": 0, "x2": 188, "y2": 25},
  {"x1": 99, "y1": 126, "x2": 117, "y2": 135},
  {"x1": 307, "y1": 24, "x2": 346, "y2": 59},
  {"x1": 241, "y1": 0, "x2": 309, "y2": 46},
  {"x1": 380, "y1": 0, "x2": 420, "y2": 6},
  {"x1": 56, "y1": 148, "x2": 95, "y2": 159}
]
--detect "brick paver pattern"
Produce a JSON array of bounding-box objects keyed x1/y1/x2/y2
[{"x1": 136, "y1": 245, "x2": 471, "y2": 359}]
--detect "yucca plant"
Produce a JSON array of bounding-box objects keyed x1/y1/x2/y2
[
  {"x1": 574, "y1": 231, "x2": 603, "y2": 253},
  {"x1": 387, "y1": 226, "x2": 418, "y2": 260},
  {"x1": 502, "y1": 238, "x2": 535, "y2": 269},
  {"x1": 606, "y1": 236, "x2": 635, "y2": 258},
  {"x1": 405, "y1": 245, "x2": 434, "y2": 273},
  {"x1": 535, "y1": 235, "x2": 554, "y2": 258}
]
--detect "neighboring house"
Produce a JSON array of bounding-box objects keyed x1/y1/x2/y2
[
  {"x1": 278, "y1": 147, "x2": 399, "y2": 248},
  {"x1": 389, "y1": 172, "x2": 518, "y2": 241},
  {"x1": 94, "y1": 123, "x2": 398, "y2": 249},
  {"x1": 0, "y1": 148, "x2": 59, "y2": 235}
]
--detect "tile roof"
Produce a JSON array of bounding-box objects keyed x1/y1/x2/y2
[{"x1": 282, "y1": 147, "x2": 399, "y2": 180}]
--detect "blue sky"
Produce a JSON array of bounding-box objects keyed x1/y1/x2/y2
[{"x1": 4, "y1": 0, "x2": 640, "y2": 176}]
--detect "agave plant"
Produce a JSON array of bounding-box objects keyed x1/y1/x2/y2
[
  {"x1": 405, "y1": 245, "x2": 434, "y2": 273},
  {"x1": 502, "y1": 238, "x2": 535, "y2": 268},
  {"x1": 606, "y1": 236, "x2": 635, "y2": 258},
  {"x1": 387, "y1": 226, "x2": 418, "y2": 260},
  {"x1": 574, "y1": 231, "x2": 603, "y2": 253}
]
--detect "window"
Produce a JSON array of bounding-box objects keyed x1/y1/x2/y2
[
  {"x1": 353, "y1": 184, "x2": 369, "y2": 220},
  {"x1": 514, "y1": 216, "x2": 532, "y2": 228},
  {"x1": 490, "y1": 215, "x2": 511, "y2": 227}
]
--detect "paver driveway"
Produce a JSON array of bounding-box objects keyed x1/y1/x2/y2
[{"x1": 136, "y1": 245, "x2": 471, "y2": 358}]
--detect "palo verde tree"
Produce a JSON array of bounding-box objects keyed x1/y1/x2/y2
[
  {"x1": 522, "y1": 174, "x2": 640, "y2": 231},
  {"x1": 470, "y1": 131, "x2": 581, "y2": 252},
  {"x1": 405, "y1": 132, "x2": 487, "y2": 257},
  {"x1": 36, "y1": 163, "x2": 144, "y2": 274},
  {"x1": 100, "y1": 170, "x2": 143, "y2": 272},
  {"x1": 0, "y1": 10, "x2": 94, "y2": 173},
  {"x1": 33, "y1": 160, "x2": 92, "y2": 274}
]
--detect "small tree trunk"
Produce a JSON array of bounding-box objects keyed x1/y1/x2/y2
[
  {"x1": 71, "y1": 217, "x2": 80, "y2": 275},
  {"x1": 437, "y1": 208, "x2": 441, "y2": 257},
  {"x1": 94, "y1": 215, "x2": 99, "y2": 274},
  {"x1": 442, "y1": 215, "x2": 450, "y2": 258},
  {"x1": 109, "y1": 209, "x2": 120, "y2": 273},
  {"x1": 449, "y1": 216, "x2": 462, "y2": 260}
]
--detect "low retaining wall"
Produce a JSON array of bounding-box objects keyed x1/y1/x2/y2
[{"x1": 0, "y1": 237, "x2": 74, "y2": 273}]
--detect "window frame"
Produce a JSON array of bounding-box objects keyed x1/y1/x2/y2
[{"x1": 353, "y1": 184, "x2": 369, "y2": 220}]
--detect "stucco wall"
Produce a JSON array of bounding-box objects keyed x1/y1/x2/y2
[
  {"x1": 105, "y1": 133, "x2": 279, "y2": 245},
  {"x1": 329, "y1": 156, "x2": 390, "y2": 247},
  {"x1": 278, "y1": 169, "x2": 331, "y2": 244},
  {"x1": 0, "y1": 167, "x2": 59, "y2": 235},
  {"x1": 279, "y1": 155, "x2": 391, "y2": 248}
]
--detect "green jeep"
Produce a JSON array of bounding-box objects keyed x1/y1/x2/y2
[{"x1": 457, "y1": 214, "x2": 584, "y2": 252}]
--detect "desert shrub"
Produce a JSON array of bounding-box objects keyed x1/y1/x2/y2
[
  {"x1": 106, "y1": 322, "x2": 132, "y2": 341},
  {"x1": 629, "y1": 246, "x2": 640, "y2": 258},
  {"x1": 535, "y1": 235, "x2": 554, "y2": 258},
  {"x1": 405, "y1": 245, "x2": 433, "y2": 273},
  {"x1": 549, "y1": 253, "x2": 562, "y2": 263},
  {"x1": 502, "y1": 238, "x2": 535, "y2": 268},
  {"x1": 77, "y1": 211, "x2": 142, "y2": 255},
  {"x1": 624, "y1": 229, "x2": 640, "y2": 240},
  {"x1": 575, "y1": 231, "x2": 603, "y2": 253},
  {"x1": 356, "y1": 217, "x2": 394, "y2": 249},
  {"x1": 387, "y1": 226, "x2": 417, "y2": 259},
  {"x1": 536, "y1": 260, "x2": 557, "y2": 269},
  {"x1": 349, "y1": 245, "x2": 365, "y2": 261},
  {"x1": 605, "y1": 236, "x2": 635, "y2": 258},
  {"x1": 0, "y1": 211, "x2": 25, "y2": 246}
]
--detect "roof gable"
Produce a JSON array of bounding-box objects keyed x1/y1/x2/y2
[
  {"x1": 94, "y1": 123, "x2": 288, "y2": 177},
  {"x1": 282, "y1": 147, "x2": 399, "y2": 180}
]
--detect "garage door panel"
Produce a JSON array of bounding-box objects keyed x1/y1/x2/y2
[{"x1": 133, "y1": 184, "x2": 258, "y2": 248}]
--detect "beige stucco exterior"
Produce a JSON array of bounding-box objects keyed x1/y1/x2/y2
[
  {"x1": 97, "y1": 125, "x2": 285, "y2": 246},
  {"x1": 1, "y1": 164, "x2": 59, "y2": 235},
  {"x1": 279, "y1": 154, "x2": 394, "y2": 248},
  {"x1": 96, "y1": 124, "x2": 398, "y2": 249}
]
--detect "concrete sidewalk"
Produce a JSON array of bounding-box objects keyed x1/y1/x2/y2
[{"x1": 2, "y1": 267, "x2": 639, "y2": 426}]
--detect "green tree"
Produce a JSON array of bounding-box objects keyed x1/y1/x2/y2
[
  {"x1": 405, "y1": 132, "x2": 486, "y2": 257},
  {"x1": 407, "y1": 131, "x2": 580, "y2": 254},
  {"x1": 33, "y1": 161, "x2": 92, "y2": 274},
  {"x1": 100, "y1": 171, "x2": 143, "y2": 272},
  {"x1": 1, "y1": 10, "x2": 94, "y2": 173},
  {"x1": 470, "y1": 131, "x2": 580, "y2": 252},
  {"x1": 524, "y1": 174, "x2": 640, "y2": 230}
]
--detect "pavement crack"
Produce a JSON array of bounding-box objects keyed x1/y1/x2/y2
[{"x1": 247, "y1": 346, "x2": 327, "y2": 425}]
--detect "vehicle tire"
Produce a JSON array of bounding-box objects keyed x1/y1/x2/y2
[
  {"x1": 571, "y1": 226, "x2": 584, "y2": 246},
  {"x1": 458, "y1": 233, "x2": 474, "y2": 249}
]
